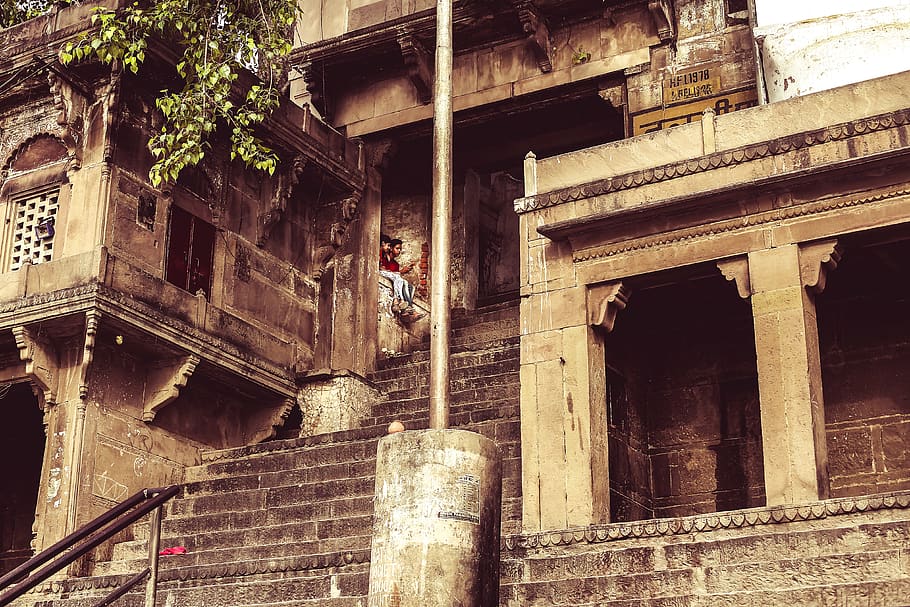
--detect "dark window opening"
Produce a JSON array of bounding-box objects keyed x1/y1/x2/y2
[{"x1": 165, "y1": 205, "x2": 216, "y2": 297}]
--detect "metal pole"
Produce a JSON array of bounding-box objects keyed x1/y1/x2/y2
[
  {"x1": 429, "y1": 0, "x2": 453, "y2": 430},
  {"x1": 145, "y1": 505, "x2": 163, "y2": 607}
]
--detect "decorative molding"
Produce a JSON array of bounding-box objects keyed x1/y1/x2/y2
[
  {"x1": 258, "y1": 155, "x2": 307, "y2": 247},
  {"x1": 587, "y1": 281, "x2": 629, "y2": 332},
  {"x1": 648, "y1": 0, "x2": 676, "y2": 43},
  {"x1": 77, "y1": 310, "x2": 101, "y2": 400},
  {"x1": 397, "y1": 34, "x2": 433, "y2": 105},
  {"x1": 799, "y1": 239, "x2": 842, "y2": 295},
  {"x1": 503, "y1": 491, "x2": 910, "y2": 551},
  {"x1": 573, "y1": 187, "x2": 910, "y2": 262},
  {"x1": 514, "y1": 1, "x2": 553, "y2": 73},
  {"x1": 142, "y1": 354, "x2": 201, "y2": 422},
  {"x1": 12, "y1": 325, "x2": 58, "y2": 406},
  {"x1": 517, "y1": 107, "x2": 910, "y2": 215},
  {"x1": 716, "y1": 256, "x2": 751, "y2": 299}
]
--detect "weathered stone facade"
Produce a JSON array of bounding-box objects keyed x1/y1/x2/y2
[{"x1": 3, "y1": 0, "x2": 910, "y2": 605}]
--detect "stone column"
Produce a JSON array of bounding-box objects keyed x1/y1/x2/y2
[
  {"x1": 741, "y1": 241, "x2": 840, "y2": 505},
  {"x1": 368, "y1": 429, "x2": 501, "y2": 607}
]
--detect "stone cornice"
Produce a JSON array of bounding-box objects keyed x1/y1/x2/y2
[
  {"x1": 517, "y1": 107, "x2": 910, "y2": 216},
  {"x1": 503, "y1": 490, "x2": 910, "y2": 551},
  {"x1": 0, "y1": 282, "x2": 296, "y2": 396},
  {"x1": 573, "y1": 186, "x2": 910, "y2": 263}
]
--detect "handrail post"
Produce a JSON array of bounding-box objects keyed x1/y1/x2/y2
[{"x1": 145, "y1": 505, "x2": 163, "y2": 607}]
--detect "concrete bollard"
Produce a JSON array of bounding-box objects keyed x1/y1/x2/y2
[{"x1": 368, "y1": 429, "x2": 502, "y2": 607}]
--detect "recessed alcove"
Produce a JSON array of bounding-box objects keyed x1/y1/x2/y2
[{"x1": 605, "y1": 264, "x2": 765, "y2": 522}]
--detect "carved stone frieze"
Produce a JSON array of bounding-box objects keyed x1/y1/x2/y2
[
  {"x1": 142, "y1": 354, "x2": 201, "y2": 422},
  {"x1": 799, "y1": 239, "x2": 842, "y2": 295},
  {"x1": 514, "y1": 1, "x2": 553, "y2": 73},
  {"x1": 503, "y1": 490, "x2": 910, "y2": 551},
  {"x1": 12, "y1": 325, "x2": 58, "y2": 407},
  {"x1": 573, "y1": 187, "x2": 909, "y2": 262},
  {"x1": 397, "y1": 34, "x2": 433, "y2": 105},
  {"x1": 587, "y1": 281, "x2": 629, "y2": 333},
  {"x1": 518, "y1": 107, "x2": 910, "y2": 216}
]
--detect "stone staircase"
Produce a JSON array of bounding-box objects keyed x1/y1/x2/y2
[
  {"x1": 20, "y1": 298, "x2": 910, "y2": 606},
  {"x1": 25, "y1": 301, "x2": 522, "y2": 607}
]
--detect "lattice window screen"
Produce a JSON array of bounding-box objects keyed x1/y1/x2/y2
[{"x1": 10, "y1": 189, "x2": 59, "y2": 271}]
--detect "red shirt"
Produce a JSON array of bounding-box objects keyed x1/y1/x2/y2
[{"x1": 380, "y1": 255, "x2": 399, "y2": 272}]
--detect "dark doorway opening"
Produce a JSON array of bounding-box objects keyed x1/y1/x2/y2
[
  {"x1": 605, "y1": 264, "x2": 765, "y2": 521},
  {"x1": 817, "y1": 229, "x2": 910, "y2": 497},
  {"x1": 0, "y1": 382, "x2": 45, "y2": 576}
]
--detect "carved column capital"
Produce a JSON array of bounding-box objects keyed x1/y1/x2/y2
[
  {"x1": 800, "y1": 240, "x2": 842, "y2": 294},
  {"x1": 587, "y1": 281, "x2": 630, "y2": 333},
  {"x1": 717, "y1": 256, "x2": 752, "y2": 299}
]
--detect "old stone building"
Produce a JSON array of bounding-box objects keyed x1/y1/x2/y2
[{"x1": 2, "y1": 0, "x2": 910, "y2": 605}]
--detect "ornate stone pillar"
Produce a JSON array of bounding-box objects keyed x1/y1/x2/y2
[{"x1": 725, "y1": 241, "x2": 840, "y2": 506}]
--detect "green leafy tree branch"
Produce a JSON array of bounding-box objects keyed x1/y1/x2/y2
[{"x1": 60, "y1": 0, "x2": 298, "y2": 186}]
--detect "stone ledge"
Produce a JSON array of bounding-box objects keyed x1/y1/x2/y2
[
  {"x1": 502, "y1": 490, "x2": 910, "y2": 551},
  {"x1": 517, "y1": 107, "x2": 910, "y2": 216}
]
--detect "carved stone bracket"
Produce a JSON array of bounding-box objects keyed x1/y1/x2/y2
[
  {"x1": 800, "y1": 239, "x2": 843, "y2": 295},
  {"x1": 597, "y1": 83, "x2": 625, "y2": 110},
  {"x1": 142, "y1": 354, "x2": 201, "y2": 422},
  {"x1": 648, "y1": 0, "x2": 676, "y2": 43},
  {"x1": 77, "y1": 311, "x2": 101, "y2": 400},
  {"x1": 12, "y1": 326, "x2": 58, "y2": 407},
  {"x1": 313, "y1": 194, "x2": 361, "y2": 279},
  {"x1": 246, "y1": 397, "x2": 296, "y2": 444},
  {"x1": 398, "y1": 34, "x2": 433, "y2": 105},
  {"x1": 46, "y1": 71, "x2": 86, "y2": 172},
  {"x1": 258, "y1": 155, "x2": 307, "y2": 247},
  {"x1": 299, "y1": 61, "x2": 329, "y2": 121},
  {"x1": 717, "y1": 256, "x2": 752, "y2": 299},
  {"x1": 514, "y1": 1, "x2": 553, "y2": 73},
  {"x1": 587, "y1": 281, "x2": 630, "y2": 333}
]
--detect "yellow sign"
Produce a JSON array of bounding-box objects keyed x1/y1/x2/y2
[{"x1": 632, "y1": 89, "x2": 759, "y2": 136}]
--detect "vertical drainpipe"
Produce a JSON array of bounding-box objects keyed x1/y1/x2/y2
[{"x1": 429, "y1": 0, "x2": 453, "y2": 430}]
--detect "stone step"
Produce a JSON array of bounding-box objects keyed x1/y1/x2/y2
[
  {"x1": 508, "y1": 548, "x2": 903, "y2": 603},
  {"x1": 109, "y1": 514, "x2": 374, "y2": 562},
  {"x1": 98, "y1": 533, "x2": 373, "y2": 576},
  {"x1": 161, "y1": 495, "x2": 375, "y2": 537},
  {"x1": 189, "y1": 435, "x2": 382, "y2": 482},
  {"x1": 379, "y1": 369, "x2": 519, "y2": 403},
  {"x1": 368, "y1": 349, "x2": 519, "y2": 393},
  {"x1": 364, "y1": 398, "x2": 519, "y2": 430},
  {"x1": 69, "y1": 564, "x2": 371, "y2": 607},
  {"x1": 559, "y1": 577, "x2": 910, "y2": 607},
  {"x1": 376, "y1": 336, "x2": 519, "y2": 371},
  {"x1": 182, "y1": 457, "x2": 376, "y2": 494},
  {"x1": 169, "y1": 475, "x2": 376, "y2": 517}
]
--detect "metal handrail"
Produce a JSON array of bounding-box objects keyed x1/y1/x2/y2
[{"x1": 0, "y1": 485, "x2": 180, "y2": 607}]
